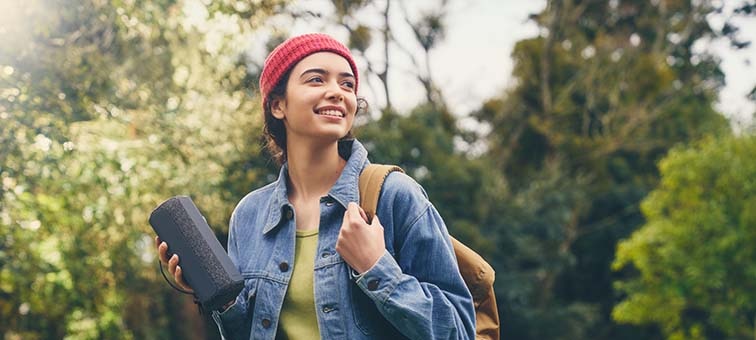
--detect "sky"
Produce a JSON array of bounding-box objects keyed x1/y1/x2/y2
[
  {"x1": 272, "y1": 0, "x2": 544, "y2": 117},
  {"x1": 273, "y1": 0, "x2": 754, "y2": 127},
  {"x1": 3, "y1": 0, "x2": 751, "y2": 126},
  {"x1": 705, "y1": 0, "x2": 756, "y2": 127}
]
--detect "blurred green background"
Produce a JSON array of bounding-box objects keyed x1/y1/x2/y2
[{"x1": 1, "y1": 0, "x2": 755, "y2": 339}]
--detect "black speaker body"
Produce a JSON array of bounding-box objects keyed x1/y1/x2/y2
[{"x1": 149, "y1": 196, "x2": 243, "y2": 311}]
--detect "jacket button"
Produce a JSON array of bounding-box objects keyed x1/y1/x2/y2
[
  {"x1": 322, "y1": 305, "x2": 335, "y2": 313},
  {"x1": 367, "y1": 279, "x2": 380, "y2": 291},
  {"x1": 285, "y1": 209, "x2": 294, "y2": 220},
  {"x1": 279, "y1": 262, "x2": 289, "y2": 272},
  {"x1": 261, "y1": 318, "x2": 271, "y2": 328},
  {"x1": 320, "y1": 196, "x2": 335, "y2": 206},
  {"x1": 321, "y1": 252, "x2": 331, "y2": 258}
]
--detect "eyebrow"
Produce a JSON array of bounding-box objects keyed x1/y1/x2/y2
[{"x1": 300, "y1": 68, "x2": 355, "y2": 79}]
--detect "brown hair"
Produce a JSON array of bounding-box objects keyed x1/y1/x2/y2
[{"x1": 261, "y1": 68, "x2": 368, "y2": 165}]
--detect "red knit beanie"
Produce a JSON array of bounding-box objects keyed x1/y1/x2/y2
[{"x1": 259, "y1": 33, "x2": 358, "y2": 109}]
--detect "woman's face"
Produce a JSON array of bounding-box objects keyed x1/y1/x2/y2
[{"x1": 271, "y1": 52, "x2": 358, "y2": 145}]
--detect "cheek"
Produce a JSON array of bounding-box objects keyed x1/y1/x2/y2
[{"x1": 347, "y1": 96, "x2": 359, "y2": 116}]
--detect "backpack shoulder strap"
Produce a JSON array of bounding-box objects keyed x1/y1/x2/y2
[
  {"x1": 359, "y1": 163, "x2": 500, "y2": 340},
  {"x1": 359, "y1": 164, "x2": 404, "y2": 223}
]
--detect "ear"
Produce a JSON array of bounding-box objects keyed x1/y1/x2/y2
[{"x1": 270, "y1": 97, "x2": 286, "y2": 120}]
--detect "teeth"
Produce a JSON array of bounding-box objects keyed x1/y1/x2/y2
[{"x1": 318, "y1": 109, "x2": 343, "y2": 117}]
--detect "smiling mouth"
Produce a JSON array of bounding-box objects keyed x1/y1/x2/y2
[{"x1": 315, "y1": 107, "x2": 346, "y2": 118}]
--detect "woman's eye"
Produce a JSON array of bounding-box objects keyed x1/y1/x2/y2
[
  {"x1": 341, "y1": 81, "x2": 355, "y2": 89},
  {"x1": 308, "y1": 76, "x2": 323, "y2": 83}
]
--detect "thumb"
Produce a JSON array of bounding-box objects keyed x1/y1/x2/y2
[{"x1": 370, "y1": 214, "x2": 381, "y2": 227}]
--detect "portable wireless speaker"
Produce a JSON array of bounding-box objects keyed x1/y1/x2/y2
[{"x1": 149, "y1": 196, "x2": 243, "y2": 312}]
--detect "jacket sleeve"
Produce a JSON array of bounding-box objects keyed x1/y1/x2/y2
[
  {"x1": 352, "y1": 173, "x2": 477, "y2": 339},
  {"x1": 211, "y1": 210, "x2": 253, "y2": 340}
]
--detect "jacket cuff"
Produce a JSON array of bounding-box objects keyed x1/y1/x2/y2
[{"x1": 353, "y1": 250, "x2": 402, "y2": 306}]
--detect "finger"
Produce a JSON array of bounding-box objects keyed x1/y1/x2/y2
[
  {"x1": 358, "y1": 206, "x2": 368, "y2": 222},
  {"x1": 347, "y1": 202, "x2": 359, "y2": 215},
  {"x1": 175, "y1": 265, "x2": 184, "y2": 287},
  {"x1": 347, "y1": 203, "x2": 366, "y2": 223},
  {"x1": 155, "y1": 236, "x2": 161, "y2": 259},
  {"x1": 168, "y1": 254, "x2": 179, "y2": 275},
  {"x1": 371, "y1": 214, "x2": 380, "y2": 227},
  {"x1": 342, "y1": 204, "x2": 352, "y2": 223},
  {"x1": 175, "y1": 266, "x2": 194, "y2": 292},
  {"x1": 158, "y1": 242, "x2": 169, "y2": 263},
  {"x1": 343, "y1": 203, "x2": 355, "y2": 225}
]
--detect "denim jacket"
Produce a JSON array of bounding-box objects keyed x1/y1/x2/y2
[{"x1": 212, "y1": 139, "x2": 476, "y2": 340}]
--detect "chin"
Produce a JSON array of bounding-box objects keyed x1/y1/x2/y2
[{"x1": 319, "y1": 126, "x2": 351, "y2": 139}]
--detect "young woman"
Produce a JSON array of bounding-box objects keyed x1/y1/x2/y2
[{"x1": 157, "y1": 33, "x2": 475, "y2": 339}]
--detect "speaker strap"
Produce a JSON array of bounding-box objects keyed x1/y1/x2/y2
[{"x1": 158, "y1": 260, "x2": 205, "y2": 314}]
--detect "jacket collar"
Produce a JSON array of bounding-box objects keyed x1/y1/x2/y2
[{"x1": 262, "y1": 139, "x2": 369, "y2": 234}]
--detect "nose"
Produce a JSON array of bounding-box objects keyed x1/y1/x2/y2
[{"x1": 325, "y1": 80, "x2": 344, "y2": 102}]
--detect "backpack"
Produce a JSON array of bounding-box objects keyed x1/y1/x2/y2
[{"x1": 359, "y1": 164, "x2": 500, "y2": 340}]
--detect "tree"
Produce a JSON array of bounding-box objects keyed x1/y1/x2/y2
[
  {"x1": 0, "y1": 0, "x2": 281, "y2": 338},
  {"x1": 0, "y1": 0, "x2": 465, "y2": 338},
  {"x1": 357, "y1": 104, "x2": 503, "y2": 258},
  {"x1": 472, "y1": 0, "x2": 741, "y2": 338},
  {"x1": 283, "y1": 0, "x2": 451, "y2": 112},
  {"x1": 613, "y1": 135, "x2": 756, "y2": 339}
]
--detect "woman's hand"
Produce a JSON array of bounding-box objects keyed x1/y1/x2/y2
[
  {"x1": 336, "y1": 202, "x2": 386, "y2": 274},
  {"x1": 155, "y1": 236, "x2": 194, "y2": 293}
]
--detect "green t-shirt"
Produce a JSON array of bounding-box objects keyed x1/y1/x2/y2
[{"x1": 277, "y1": 229, "x2": 320, "y2": 340}]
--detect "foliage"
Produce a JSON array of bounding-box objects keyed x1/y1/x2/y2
[
  {"x1": 472, "y1": 0, "x2": 739, "y2": 338},
  {"x1": 1, "y1": 0, "x2": 753, "y2": 339},
  {"x1": 306, "y1": 0, "x2": 451, "y2": 110},
  {"x1": 0, "y1": 0, "x2": 282, "y2": 338},
  {"x1": 613, "y1": 135, "x2": 756, "y2": 340},
  {"x1": 357, "y1": 105, "x2": 502, "y2": 256}
]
